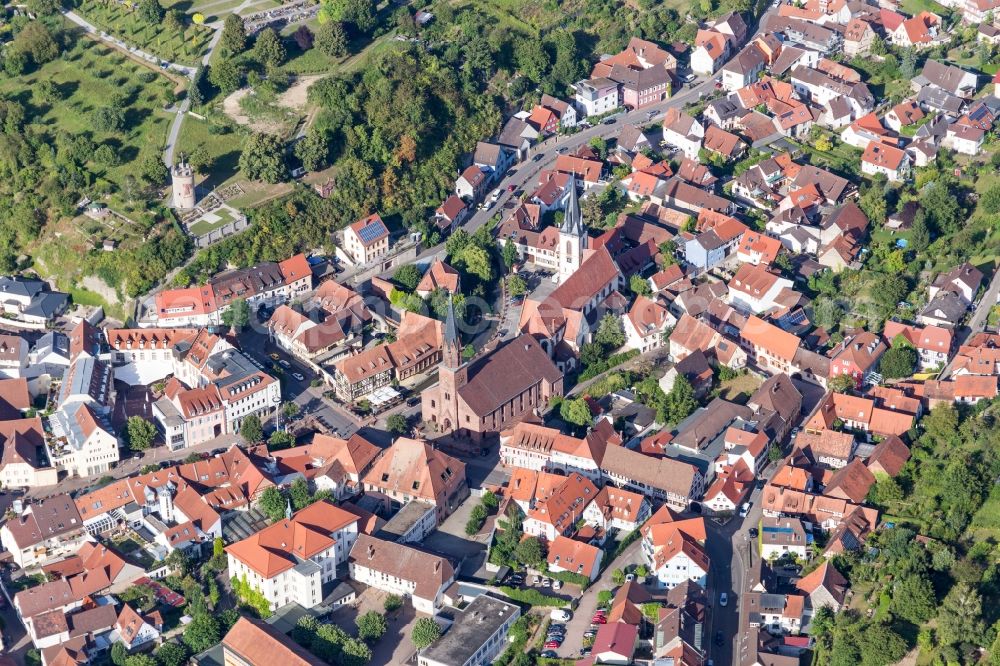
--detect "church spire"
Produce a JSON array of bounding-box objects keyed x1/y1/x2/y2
[
  {"x1": 442, "y1": 293, "x2": 462, "y2": 369},
  {"x1": 560, "y1": 174, "x2": 584, "y2": 237}
]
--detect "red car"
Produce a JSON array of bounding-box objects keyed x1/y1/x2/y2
[
  {"x1": 544, "y1": 641, "x2": 561, "y2": 649},
  {"x1": 507, "y1": 184, "x2": 516, "y2": 192},
  {"x1": 591, "y1": 616, "x2": 608, "y2": 624}
]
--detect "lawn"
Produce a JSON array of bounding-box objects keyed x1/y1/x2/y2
[
  {"x1": 177, "y1": 113, "x2": 243, "y2": 188},
  {"x1": 717, "y1": 372, "x2": 763, "y2": 403},
  {"x1": 74, "y1": 0, "x2": 214, "y2": 65},
  {"x1": 967, "y1": 483, "x2": 1000, "y2": 541},
  {"x1": 188, "y1": 206, "x2": 238, "y2": 235},
  {"x1": 899, "y1": 0, "x2": 947, "y2": 14}
]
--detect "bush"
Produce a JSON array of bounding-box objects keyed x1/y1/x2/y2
[
  {"x1": 384, "y1": 594, "x2": 403, "y2": 612},
  {"x1": 496, "y1": 586, "x2": 566, "y2": 606}
]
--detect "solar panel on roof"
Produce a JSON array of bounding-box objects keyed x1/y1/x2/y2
[{"x1": 357, "y1": 218, "x2": 387, "y2": 243}]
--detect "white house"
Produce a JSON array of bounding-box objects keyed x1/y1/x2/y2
[
  {"x1": 348, "y1": 534, "x2": 455, "y2": 615},
  {"x1": 623, "y1": 296, "x2": 676, "y2": 353},
  {"x1": 759, "y1": 517, "x2": 809, "y2": 561},
  {"x1": 641, "y1": 511, "x2": 710, "y2": 589},
  {"x1": 226, "y1": 501, "x2": 360, "y2": 611},
  {"x1": 113, "y1": 604, "x2": 161, "y2": 651}
]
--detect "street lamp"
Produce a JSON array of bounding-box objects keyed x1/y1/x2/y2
[{"x1": 273, "y1": 396, "x2": 282, "y2": 433}]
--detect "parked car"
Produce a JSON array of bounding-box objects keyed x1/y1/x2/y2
[
  {"x1": 532, "y1": 153, "x2": 545, "y2": 162},
  {"x1": 625, "y1": 573, "x2": 635, "y2": 582},
  {"x1": 749, "y1": 527, "x2": 759, "y2": 538},
  {"x1": 507, "y1": 184, "x2": 516, "y2": 192},
  {"x1": 278, "y1": 360, "x2": 291, "y2": 368},
  {"x1": 739, "y1": 502, "x2": 751, "y2": 518},
  {"x1": 551, "y1": 609, "x2": 572, "y2": 622},
  {"x1": 602, "y1": 117, "x2": 617, "y2": 125},
  {"x1": 719, "y1": 593, "x2": 728, "y2": 607},
  {"x1": 541, "y1": 578, "x2": 551, "y2": 587},
  {"x1": 533, "y1": 575, "x2": 541, "y2": 586},
  {"x1": 268, "y1": 353, "x2": 280, "y2": 360},
  {"x1": 591, "y1": 616, "x2": 607, "y2": 624},
  {"x1": 684, "y1": 73, "x2": 697, "y2": 83},
  {"x1": 581, "y1": 648, "x2": 592, "y2": 657},
  {"x1": 544, "y1": 641, "x2": 561, "y2": 649},
  {"x1": 552, "y1": 579, "x2": 562, "y2": 590},
  {"x1": 292, "y1": 372, "x2": 305, "y2": 381},
  {"x1": 540, "y1": 651, "x2": 558, "y2": 659}
]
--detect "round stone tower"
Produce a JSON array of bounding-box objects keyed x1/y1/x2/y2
[{"x1": 171, "y1": 161, "x2": 196, "y2": 209}]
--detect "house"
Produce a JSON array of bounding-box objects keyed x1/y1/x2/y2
[
  {"x1": 703, "y1": 124, "x2": 746, "y2": 159},
  {"x1": 602, "y1": 445, "x2": 705, "y2": 509},
  {"x1": 528, "y1": 104, "x2": 559, "y2": 135},
  {"x1": 417, "y1": 595, "x2": 521, "y2": 666},
  {"x1": 727, "y1": 264, "x2": 794, "y2": 314},
  {"x1": 415, "y1": 260, "x2": 460, "y2": 298},
  {"x1": 737, "y1": 232, "x2": 783, "y2": 266},
  {"x1": 927, "y1": 263, "x2": 985, "y2": 305},
  {"x1": 824, "y1": 458, "x2": 876, "y2": 503},
  {"x1": 740, "y1": 315, "x2": 802, "y2": 376},
  {"x1": 362, "y1": 437, "x2": 467, "y2": 523},
  {"x1": 722, "y1": 43, "x2": 768, "y2": 92},
  {"x1": 575, "y1": 77, "x2": 621, "y2": 117},
  {"x1": 540, "y1": 94, "x2": 578, "y2": 128},
  {"x1": 891, "y1": 11, "x2": 940, "y2": 47},
  {"x1": 473, "y1": 141, "x2": 516, "y2": 181},
  {"x1": 547, "y1": 536, "x2": 603, "y2": 581},
  {"x1": 0, "y1": 494, "x2": 89, "y2": 568},
  {"x1": 582, "y1": 486, "x2": 652, "y2": 532},
  {"x1": 348, "y1": 534, "x2": 455, "y2": 614},
  {"x1": 760, "y1": 516, "x2": 809, "y2": 561},
  {"x1": 434, "y1": 195, "x2": 469, "y2": 233},
  {"x1": 0, "y1": 417, "x2": 59, "y2": 489},
  {"x1": 867, "y1": 435, "x2": 911, "y2": 477},
  {"x1": 753, "y1": 592, "x2": 806, "y2": 635},
  {"x1": 943, "y1": 122, "x2": 985, "y2": 155},
  {"x1": 455, "y1": 165, "x2": 488, "y2": 201},
  {"x1": 883, "y1": 321, "x2": 952, "y2": 369},
  {"x1": 641, "y1": 507, "x2": 710, "y2": 588},
  {"x1": 592, "y1": 622, "x2": 640, "y2": 665},
  {"x1": 794, "y1": 561, "x2": 849, "y2": 612},
  {"x1": 692, "y1": 30, "x2": 730, "y2": 74},
  {"x1": 554, "y1": 154, "x2": 603, "y2": 188},
  {"x1": 915, "y1": 59, "x2": 978, "y2": 98},
  {"x1": 623, "y1": 295, "x2": 676, "y2": 352},
  {"x1": 843, "y1": 18, "x2": 875, "y2": 55},
  {"x1": 343, "y1": 214, "x2": 390, "y2": 265},
  {"x1": 828, "y1": 331, "x2": 886, "y2": 384},
  {"x1": 919, "y1": 291, "x2": 970, "y2": 327},
  {"x1": 0, "y1": 277, "x2": 69, "y2": 328},
  {"x1": 222, "y1": 617, "x2": 326, "y2": 666},
  {"x1": 113, "y1": 604, "x2": 161, "y2": 651},
  {"x1": 861, "y1": 142, "x2": 911, "y2": 182},
  {"x1": 522, "y1": 472, "x2": 599, "y2": 541},
  {"x1": 661, "y1": 108, "x2": 705, "y2": 160},
  {"x1": 885, "y1": 100, "x2": 925, "y2": 132},
  {"x1": 226, "y1": 500, "x2": 361, "y2": 611}
]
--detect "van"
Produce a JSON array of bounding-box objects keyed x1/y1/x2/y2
[
  {"x1": 739, "y1": 502, "x2": 751, "y2": 518},
  {"x1": 551, "y1": 608, "x2": 572, "y2": 622}
]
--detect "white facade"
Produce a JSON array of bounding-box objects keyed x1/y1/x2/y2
[
  {"x1": 641, "y1": 536, "x2": 709, "y2": 589},
  {"x1": 349, "y1": 561, "x2": 452, "y2": 615}
]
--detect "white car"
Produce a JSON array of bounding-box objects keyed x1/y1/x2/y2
[
  {"x1": 719, "y1": 593, "x2": 728, "y2": 607},
  {"x1": 552, "y1": 579, "x2": 562, "y2": 590},
  {"x1": 551, "y1": 608, "x2": 572, "y2": 622},
  {"x1": 739, "y1": 503, "x2": 751, "y2": 518}
]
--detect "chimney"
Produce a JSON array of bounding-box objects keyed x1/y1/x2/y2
[
  {"x1": 368, "y1": 544, "x2": 375, "y2": 560},
  {"x1": 434, "y1": 560, "x2": 441, "y2": 574}
]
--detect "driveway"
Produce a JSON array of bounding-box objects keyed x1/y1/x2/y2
[
  {"x1": 422, "y1": 495, "x2": 489, "y2": 578},
  {"x1": 557, "y1": 536, "x2": 645, "y2": 658}
]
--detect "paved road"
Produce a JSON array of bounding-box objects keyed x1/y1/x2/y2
[{"x1": 63, "y1": 10, "x2": 199, "y2": 77}]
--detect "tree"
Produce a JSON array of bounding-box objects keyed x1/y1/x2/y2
[
  {"x1": 595, "y1": 313, "x2": 625, "y2": 350},
  {"x1": 213, "y1": 537, "x2": 225, "y2": 558},
  {"x1": 165, "y1": 548, "x2": 190, "y2": 576},
  {"x1": 258, "y1": 486, "x2": 287, "y2": 522},
  {"x1": 320, "y1": 0, "x2": 375, "y2": 33},
  {"x1": 182, "y1": 613, "x2": 221, "y2": 653},
  {"x1": 221, "y1": 14, "x2": 247, "y2": 55},
  {"x1": 155, "y1": 644, "x2": 189, "y2": 666},
  {"x1": 393, "y1": 264, "x2": 422, "y2": 291},
  {"x1": 891, "y1": 573, "x2": 936, "y2": 624},
  {"x1": 612, "y1": 568, "x2": 626, "y2": 585},
  {"x1": 137, "y1": 0, "x2": 164, "y2": 23},
  {"x1": 221, "y1": 298, "x2": 250, "y2": 329},
  {"x1": 254, "y1": 28, "x2": 286, "y2": 69},
  {"x1": 630, "y1": 274, "x2": 651, "y2": 296},
  {"x1": 127, "y1": 416, "x2": 157, "y2": 451},
  {"x1": 92, "y1": 106, "x2": 126, "y2": 133},
  {"x1": 124, "y1": 655, "x2": 157, "y2": 666},
  {"x1": 910, "y1": 209, "x2": 930, "y2": 251},
  {"x1": 292, "y1": 25, "x2": 314, "y2": 50},
  {"x1": 515, "y1": 536, "x2": 545, "y2": 567},
  {"x1": 502, "y1": 240, "x2": 518, "y2": 269},
  {"x1": 560, "y1": 397, "x2": 592, "y2": 427},
  {"x1": 240, "y1": 133, "x2": 287, "y2": 183},
  {"x1": 879, "y1": 344, "x2": 917, "y2": 379},
  {"x1": 384, "y1": 594, "x2": 403, "y2": 612},
  {"x1": 597, "y1": 589, "x2": 614, "y2": 607},
  {"x1": 34, "y1": 80, "x2": 61, "y2": 105},
  {"x1": 294, "y1": 129, "x2": 329, "y2": 171},
  {"x1": 163, "y1": 10, "x2": 183, "y2": 32},
  {"x1": 140, "y1": 152, "x2": 168, "y2": 186},
  {"x1": 937, "y1": 582, "x2": 985, "y2": 647},
  {"x1": 283, "y1": 401, "x2": 300, "y2": 419},
  {"x1": 508, "y1": 274, "x2": 527, "y2": 298},
  {"x1": 111, "y1": 642, "x2": 128, "y2": 666},
  {"x1": 829, "y1": 374, "x2": 856, "y2": 393},
  {"x1": 239, "y1": 414, "x2": 263, "y2": 444},
  {"x1": 665, "y1": 375, "x2": 698, "y2": 425},
  {"x1": 768, "y1": 443, "x2": 783, "y2": 463},
  {"x1": 814, "y1": 134, "x2": 833, "y2": 152},
  {"x1": 858, "y1": 623, "x2": 908, "y2": 666},
  {"x1": 356, "y1": 611, "x2": 388, "y2": 641},
  {"x1": 289, "y1": 478, "x2": 312, "y2": 510},
  {"x1": 208, "y1": 60, "x2": 243, "y2": 95},
  {"x1": 13, "y1": 22, "x2": 60, "y2": 65},
  {"x1": 411, "y1": 618, "x2": 442, "y2": 649},
  {"x1": 315, "y1": 20, "x2": 348, "y2": 57},
  {"x1": 386, "y1": 413, "x2": 408, "y2": 435},
  {"x1": 192, "y1": 12, "x2": 205, "y2": 24},
  {"x1": 982, "y1": 185, "x2": 1000, "y2": 215}
]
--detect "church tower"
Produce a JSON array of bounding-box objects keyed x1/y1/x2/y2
[
  {"x1": 436, "y1": 294, "x2": 466, "y2": 433},
  {"x1": 558, "y1": 175, "x2": 586, "y2": 282}
]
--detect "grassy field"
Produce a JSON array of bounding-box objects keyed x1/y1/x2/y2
[
  {"x1": 0, "y1": 36, "x2": 174, "y2": 195},
  {"x1": 968, "y1": 483, "x2": 1000, "y2": 541},
  {"x1": 899, "y1": 0, "x2": 947, "y2": 14},
  {"x1": 74, "y1": 0, "x2": 214, "y2": 64},
  {"x1": 177, "y1": 113, "x2": 244, "y2": 188},
  {"x1": 2, "y1": 34, "x2": 176, "y2": 314}
]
